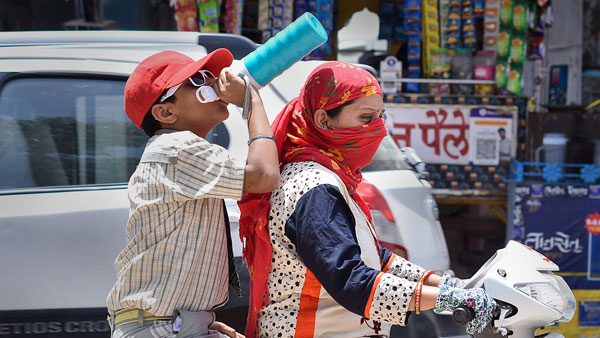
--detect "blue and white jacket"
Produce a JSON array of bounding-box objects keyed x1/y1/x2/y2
[{"x1": 257, "y1": 161, "x2": 426, "y2": 338}]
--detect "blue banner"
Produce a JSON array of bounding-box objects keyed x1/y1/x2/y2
[{"x1": 512, "y1": 184, "x2": 600, "y2": 290}]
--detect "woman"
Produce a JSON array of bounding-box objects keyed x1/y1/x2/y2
[{"x1": 239, "y1": 61, "x2": 495, "y2": 337}]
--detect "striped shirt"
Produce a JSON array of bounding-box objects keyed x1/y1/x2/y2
[{"x1": 106, "y1": 129, "x2": 246, "y2": 316}]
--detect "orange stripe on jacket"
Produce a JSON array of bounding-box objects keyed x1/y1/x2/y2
[
  {"x1": 295, "y1": 269, "x2": 322, "y2": 338},
  {"x1": 382, "y1": 253, "x2": 397, "y2": 273},
  {"x1": 364, "y1": 271, "x2": 384, "y2": 318}
]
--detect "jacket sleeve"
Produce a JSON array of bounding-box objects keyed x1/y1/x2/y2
[
  {"x1": 381, "y1": 249, "x2": 426, "y2": 282},
  {"x1": 380, "y1": 245, "x2": 393, "y2": 268},
  {"x1": 285, "y1": 184, "x2": 424, "y2": 325}
]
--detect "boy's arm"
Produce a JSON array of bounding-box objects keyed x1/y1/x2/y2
[
  {"x1": 214, "y1": 69, "x2": 280, "y2": 194},
  {"x1": 243, "y1": 87, "x2": 280, "y2": 193}
]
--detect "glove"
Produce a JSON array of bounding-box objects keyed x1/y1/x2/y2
[
  {"x1": 434, "y1": 283, "x2": 496, "y2": 334},
  {"x1": 439, "y1": 273, "x2": 467, "y2": 289}
]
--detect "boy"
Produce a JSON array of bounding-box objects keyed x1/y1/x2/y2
[{"x1": 106, "y1": 48, "x2": 279, "y2": 337}]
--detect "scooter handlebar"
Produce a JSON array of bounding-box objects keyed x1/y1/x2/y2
[{"x1": 452, "y1": 307, "x2": 475, "y2": 325}]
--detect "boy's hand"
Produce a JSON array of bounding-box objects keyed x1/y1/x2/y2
[
  {"x1": 213, "y1": 68, "x2": 246, "y2": 107},
  {"x1": 209, "y1": 321, "x2": 245, "y2": 338}
]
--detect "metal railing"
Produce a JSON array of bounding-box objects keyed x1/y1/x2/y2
[
  {"x1": 376, "y1": 77, "x2": 496, "y2": 85},
  {"x1": 504, "y1": 159, "x2": 600, "y2": 185}
]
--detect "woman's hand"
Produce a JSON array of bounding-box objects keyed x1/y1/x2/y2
[
  {"x1": 434, "y1": 283, "x2": 496, "y2": 334},
  {"x1": 209, "y1": 321, "x2": 245, "y2": 338},
  {"x1": 438, "y1": 273, "x2": 467, "y2": 289}
]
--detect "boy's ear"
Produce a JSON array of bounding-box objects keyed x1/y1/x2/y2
[
  {"x1": 313, "y1": 108, "x2": 330, "y2": 130},
  {"x1": 151, "y1": 104, "x2": 177, "y2": 125}
]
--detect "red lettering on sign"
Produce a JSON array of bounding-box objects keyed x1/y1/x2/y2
[
  {"x1": 392, "y1": 123, "x2": 416, "y2": 147},
  {"x1": 417, "y1": 109, "x2": 469, "y2": 159},
  {"x1": 585, "y1": 212, "x2": 600, "y2": 235}
]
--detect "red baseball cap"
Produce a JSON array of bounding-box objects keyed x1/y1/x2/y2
[{"x1": 124, "y1": 48, "x2": 234, "y2": 129}]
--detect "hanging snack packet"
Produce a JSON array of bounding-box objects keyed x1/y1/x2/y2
[
  {"x1": 172, "y1": 0, "x2": 199, "y2": 31},
  {"x1": 258, "y1": 0, "x2": 269, "y2": 30},
  {"x1": 496, "y1": 30, "x2": 511, "y2": 58},
  {"x1": 225, "y1": 0, "x2": 244, "y2": 34},
  {"x1": 506, "y1": 63, "x2": 523, "y2": 95},
  {"x1": 483, "y1": 0, "x2": 500, "y2": 50},
  {"x1": 509, "y1": 35, "x2": 526, "y2": 65},
  {"x1": 198, "y1": 0, "x2": 219, "y2": 32},
  {"x1": 512, "y1": 2, "x2": 528, "y2": 32},
  {"x1": 439, "y1": 0, "x2": 450, "y2": 48},
  {"x1": 499, "y1": 0, "x2": 513, "y2": 26},
  {"x1": 495, "y1": 60, "x2": 508, "y2": 88}
]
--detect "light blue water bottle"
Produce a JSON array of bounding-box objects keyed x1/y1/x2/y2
[{"x1": 237, "y1": 12, "x2": 328, "y2": 88}]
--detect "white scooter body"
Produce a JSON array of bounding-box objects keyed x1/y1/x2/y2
[{"x1": 465, "y1": 240, "x2": 576, "y2": 338}]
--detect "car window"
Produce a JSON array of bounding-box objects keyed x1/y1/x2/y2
[
  {"x1": 205, "y1": 122, "x2": 230, "y2": 149},
  {"x1": 363, "y1": 136, "x2": 412, "y2": 172},
  {"x1": 0, "y1": 76, "x2": 147, "y2": 189}
]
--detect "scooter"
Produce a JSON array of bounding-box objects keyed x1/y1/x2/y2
[{"x1": 453, "y1": 240, "x2": 576, "y2": 338}]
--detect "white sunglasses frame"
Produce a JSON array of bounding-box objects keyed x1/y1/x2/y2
[{"x1": 159, "y1": 70, "x2": 216, "y2": 103}]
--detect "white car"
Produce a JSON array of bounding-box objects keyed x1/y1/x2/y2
[{"x1": 0, "y1": 30, "x2": 457, "y2": 337}]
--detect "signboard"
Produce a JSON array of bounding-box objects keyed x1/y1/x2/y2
[
  {"x1": 511, "y1": 183, "x2": 600, "y2": 336},
  {"x1": 512, "y1": 184, "x2": 600, "y2": 286},
  {"x1": 379, "y1": 56, "x2": 402, "y2": 95},
  {"x1": 385, "y1": 104, "x2": 517, "y2": 165}
]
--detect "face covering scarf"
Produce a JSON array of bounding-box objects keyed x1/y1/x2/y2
[{"x1": 238, "y1": 62, "x2": 386, "y2": 336}]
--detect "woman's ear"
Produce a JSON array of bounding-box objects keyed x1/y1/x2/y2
[
  {"x1": 313, "y1": 108, "x2": 330, "y2": 130},
  {"x1": 151, "y1": 104, "x2": 177, "y2": 125}
]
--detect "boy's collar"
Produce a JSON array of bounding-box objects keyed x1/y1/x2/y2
[{"x1": 155, "y1": 128, "x2": 179, "y2": 135}]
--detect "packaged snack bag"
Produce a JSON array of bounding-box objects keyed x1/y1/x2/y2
[
  {"x1": 495, "y1": 61, "x2": 508, "y2": 87},
  {"x1": 446, "y1": 0, "x2": 461, "y2": 49},
  {"x1": 499, "y1": 0, "x2": 513, "y2": 25},
  {"x1": 451, "y1": 48, "x2": 473, "y2": 94},
  {"x1": 474, "y1": 50, "x2": 495, "y2": 80},
  {"x1": 496, "y1": 30, "x2": 511, "y2": 57},
  {"x1": 474, "y1": 50, "x2": 496, "y2": 95},
  {"x1": 506, "y1": 64, "x2": 523, "y2": 95},
  {"x1": 429, "y1": 47, "x2": 451, "y2": 94},
  {"x1": 408, "y1": 44, "x2": 422, "y2": 61},
  {"x1": 308, "y1": 0, "x2": 333, "y2": 57},
  {"x1": 225, "y1": 0, "x2": 244, "y2": 34},
  {"x1": 473, "y1": 0, "x2": 484, "y2": 16},
  {"x1": 483, "y1": 0, "x2": 500, "y2": 51},
  {"x1": 198, "y1": 0, "x2": 219, "y2": 32},
  {"x1": 512, "y1": 3, "x2": 527, "y2": 32},
  {"x1": 509, "y1": 35, "x2": 526, "y2": 64},
  {"x1": 258, "y1": 0, "x2": 269, "y2": 30},
  {"x1": 173, "y1": 0, "x2": 199, "y2": 31},
  {"x1": 422, "y1": 0, "x2": 440, "y2": 76}
]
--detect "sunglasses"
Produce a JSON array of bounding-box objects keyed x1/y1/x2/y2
[{"x1": 159, "y1": 70, "x2": 216, "y2": 103}]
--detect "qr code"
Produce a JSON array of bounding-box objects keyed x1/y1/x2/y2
[{"x1": 475, "y1": 138, "x2": 497, "y2": 160}]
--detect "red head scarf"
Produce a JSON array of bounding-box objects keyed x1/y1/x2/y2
[{"x1": 238, "y1": 61, "x2": 386, "y2": 336}]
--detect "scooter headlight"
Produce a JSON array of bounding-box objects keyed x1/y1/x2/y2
[{"x1": 514, "y1": 273, "x2": 576, "y2": 322}]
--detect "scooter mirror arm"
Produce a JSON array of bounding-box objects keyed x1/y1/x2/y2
[{"x1": 495, "y1": 307, "x2": 512, "y2": 336}]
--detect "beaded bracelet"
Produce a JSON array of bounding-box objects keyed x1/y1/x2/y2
[
  {"x1": 415, "y1": 269, "x2": 435, "y2": 315},
  {"x1": 420, "y1": 269, "x2": 435, "y2": 285},
  {"x1": 415, "y1": 280, "x2": 424, "y2": 315}
]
